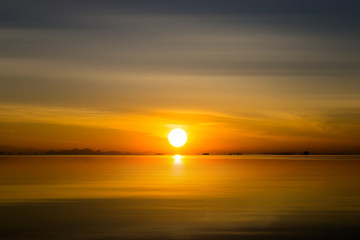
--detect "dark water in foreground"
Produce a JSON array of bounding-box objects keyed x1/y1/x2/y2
[{"x1": 1, "y1": 155, "x2": 360, "y2": 240}]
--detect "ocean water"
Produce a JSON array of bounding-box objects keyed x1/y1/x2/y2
[{"x1": 1, "y1": 155, "x2": 360, "y2": 240}]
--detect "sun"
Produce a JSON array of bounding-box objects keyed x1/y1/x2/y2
[{"x1": 168, "y1": 128, "x2": 187, "y2": 148}]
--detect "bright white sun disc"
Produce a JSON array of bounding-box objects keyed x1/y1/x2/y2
[{"x1": 168, "y1": 128, "x2": 187, "y2": 147}]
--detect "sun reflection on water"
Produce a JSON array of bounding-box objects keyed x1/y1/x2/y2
[{"x1": 174, "y1": 154, "x2": 182, "y2": 165}]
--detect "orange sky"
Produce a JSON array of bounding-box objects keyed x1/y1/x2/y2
[
  {"x1": 1, "y1": 103, "x2": 359, "y2": 154},
  {"x1": 1, "y1": 1, "x2": 360, "y2": 154}
]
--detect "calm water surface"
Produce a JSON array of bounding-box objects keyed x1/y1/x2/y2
[{"x1": 1, "y1": 155, "x2": 360, "y2": 239}]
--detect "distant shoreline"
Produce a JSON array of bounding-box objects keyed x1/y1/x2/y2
[
  {"x1": 0, "y1": 153, "x2": 358, "y2": 156},
  {"x1": 1, "y1": 147, "x2": 358, "y2": 156}
]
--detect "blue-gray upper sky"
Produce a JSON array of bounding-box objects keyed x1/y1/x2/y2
[{"x1": 1, "y1": 0, "x2": 360, "y2": 153}]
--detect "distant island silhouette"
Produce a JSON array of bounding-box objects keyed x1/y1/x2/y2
[
  {"x1": 0, "y1": 145, "x2": 356, "y2": 155},
  {"x1": 0, "y1": 146, "x2": 355, "y2": 155},
  {"x1": 45, "y1": 148, "x2": 125, "y2": 155},
  {"x1": 0, "y1": 146, "x2": 129, "y2": 155}
]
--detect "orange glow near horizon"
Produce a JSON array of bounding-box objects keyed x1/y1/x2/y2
[{"x1": 0, "y1": 104, "x2": 360, "y2": 154}]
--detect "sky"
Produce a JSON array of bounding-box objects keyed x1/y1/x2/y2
[{"x1": 1, "y1": 0, "x2": 360, "y2": 154}]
